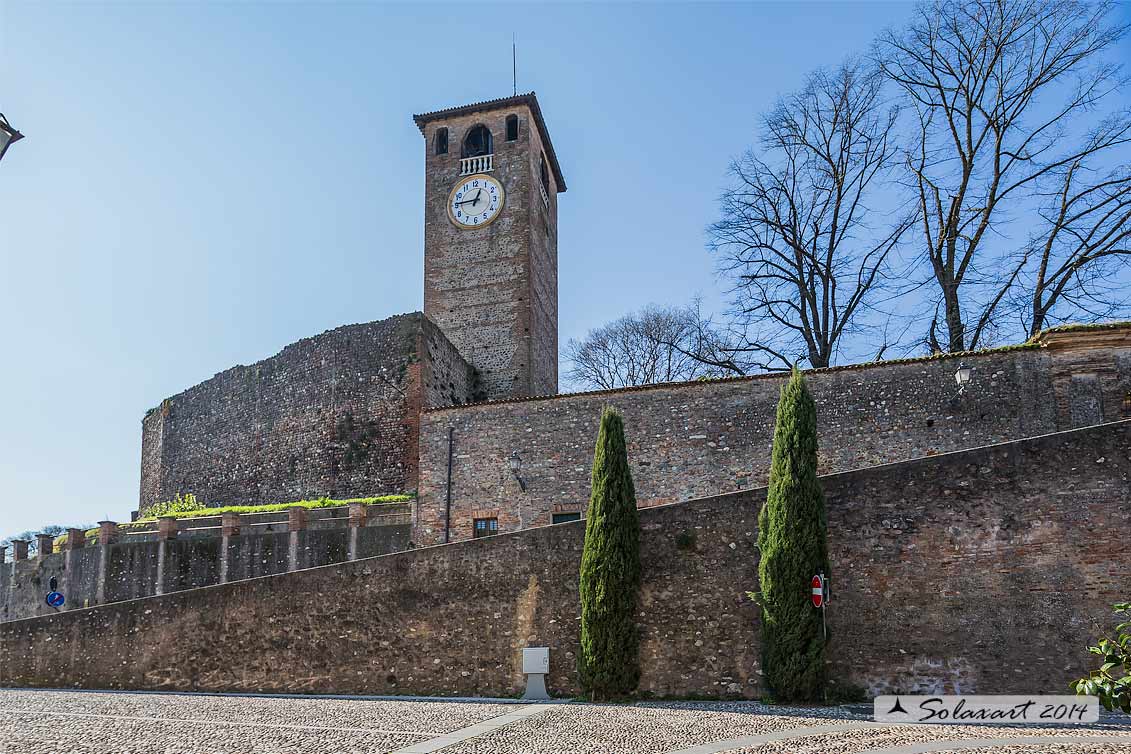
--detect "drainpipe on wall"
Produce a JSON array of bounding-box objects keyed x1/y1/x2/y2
[{"x1": 445, "y1": 425, "x2": 454, "y2": 544}]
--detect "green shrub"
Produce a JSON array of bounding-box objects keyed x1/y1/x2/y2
[
  {"x1": 578, "y1": 406, "x2": 641, "y2": 701},
  {"x1": 754, "y1": 368, "x2": 830, "y2": 703},
  {"x1": 129, "y1": 493, "x2": 413, "y2": 525},
  {"x1": 140, "y1": 492, "x2": 207, "y2": 520},
  {"x1": 1071, "y1": 602, "x2": 1131, "y2": 713}
]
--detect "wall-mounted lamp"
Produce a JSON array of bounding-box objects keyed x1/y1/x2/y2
[
  {"x1": 954, "y1": 364, "x2": 973, "y2": 395},
  {"x1": 507, "y1": 450, "x2": 527, "y2": 492},
  {"x1": 0, "y1": 113, "x2": 25, "y2": 164}
]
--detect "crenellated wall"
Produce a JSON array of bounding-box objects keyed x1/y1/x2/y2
[
  {"x1": 416, "y1": 326, "x2": 1131, "y2": 545},
  {"x1": 139, "y1": 313, "x2": 475, "y2": 514}
]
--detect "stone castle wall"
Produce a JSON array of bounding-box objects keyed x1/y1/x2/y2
[
  {"x1": 139, "y1": 313, "x2": 474, "y2": 513},
  {"x1": 416, "y1": 330, "x2": 1131, "y2": 544},
  {"x1": 4, "y1": 422, "x2": 1127, "y2": 698}
]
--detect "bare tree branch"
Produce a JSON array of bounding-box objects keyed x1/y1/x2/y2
[
  {"x1": 1020, "y1": 155, "x2": 1131, "y2": 335},
  {"x1": 877, "y1": 0, "x2": 1129, "y2": 351},
  {"x1": 709, "y1": 59, "x2": 914, "y2": 369},
  {"x1": 563, "y1": 304, "x2": 736, "y2": 391}
]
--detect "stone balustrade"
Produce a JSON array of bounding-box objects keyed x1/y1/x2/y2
[{"x1": 459, "y1": 153, "x2": 494, "y2": 175}]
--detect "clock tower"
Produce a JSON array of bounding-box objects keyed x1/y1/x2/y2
[{"x1": 415, "y1": 93, "x2": 566, "y2": 401}]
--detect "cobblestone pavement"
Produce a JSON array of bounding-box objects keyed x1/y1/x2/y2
[{"x1": 1, "y1": 689, "x2": 1129, "y2": 754}]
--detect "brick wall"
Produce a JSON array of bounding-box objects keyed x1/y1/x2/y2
[
  {"x1": 416, "y1": 330, "x2": 1131, "y2": 545},
  {"x1": 139, "y1": 313, "x2": 473, "y2": 512},
  {"x1": 3, "y1": 422, "x2": 1127, "y2": 697}
]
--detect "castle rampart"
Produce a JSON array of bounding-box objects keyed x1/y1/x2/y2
[
  {"x1": 415, "y1": 325, "x2": 1131, "y2": 544},
  {"x1": 4, "y1": 421, "x2": 1127, "y2": 698},
  {"x1": 139, "y1": 313, "x2": 474, "y2": 513}
]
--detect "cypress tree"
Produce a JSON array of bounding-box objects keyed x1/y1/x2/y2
[
  {"x1": 578, "y1": 406, "x2": 641, "y2": 700},
  {"x1": 757, "y1": 367, "x2": 830, "y2": 702}
]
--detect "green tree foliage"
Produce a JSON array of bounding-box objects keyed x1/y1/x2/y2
[
  {"x1": 1072, "y1": 602, "x2": 1131, "y2": 713},
  {"x1": 756, "y1": 368, "x2": 830, "y2": 702},
  {"x1": 578, "y1": 406, "x2": 641, "y2": 701}
]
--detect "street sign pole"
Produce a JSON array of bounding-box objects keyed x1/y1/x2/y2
[
  {"x1": 820, "y1": 571, "x2": 827, "y2": 641},
  {"x1": 811, "y1": 572, "x2": 829, "y2": 641}
]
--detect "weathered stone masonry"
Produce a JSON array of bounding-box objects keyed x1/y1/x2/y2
[
  {"x1": 419, "y1": 94, "x2": 564, "y2": 402},
  {"x1": 416, "y1": 327, "x2": 1131, "y2": 545},
  {"x1": 4, "y1": 422, "x2": 1127, "y2": 698},
  {"x1": 139, "y1": 313, "x2": 474, "y2": 513}
]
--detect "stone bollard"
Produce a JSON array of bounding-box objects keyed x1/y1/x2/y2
[
  {"x1": 347, "y1": 503, "x2": 368, "y2": 561},
  {"x1": 221, "y1": 512, "x2": 241, "y2": 537},
  {"x1": 287, "y1": 507, "x2": 307, "y2": 572},
  {"x1": 65, "y1": 528, "x2": 86, "y2": 551},
  {"x1": 35, "y1": 533, "x2": 54, "y2": 560},
  {"x1": 11, "y1": 540, "x2": 29, "y2": 561},
  {"x1": 97, "y1": 521, "x2": 119, "y2": 546},
  {"x1": 157, "y1": 516, "x2": 179, "y2": 540}
]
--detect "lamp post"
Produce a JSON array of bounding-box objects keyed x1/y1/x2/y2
[
  {"x1": 954, "y1": 364, "x2": 973, "y2": 395},
  {"x1": 0, "y1": 113, "x2": 25, "y2": 164},
  {"x1": 507, "y1": 451, "x2": 527, "y2": 492}
]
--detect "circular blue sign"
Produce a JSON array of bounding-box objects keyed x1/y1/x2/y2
[{"x1": 45, "y1": 591, "x2": 64, "y2": 608}]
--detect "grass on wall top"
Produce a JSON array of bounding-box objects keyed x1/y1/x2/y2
[
  {"x1": 127, "y1": 494, "x2": 413, "y2": 525},
  {"x1": 53, "y1": 494, "x2": 413, "y2": 547}
]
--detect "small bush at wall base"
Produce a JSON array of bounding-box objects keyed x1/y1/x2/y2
[{"x1": 1071, "y1": 602, "x2": 1131, "y2": 713}]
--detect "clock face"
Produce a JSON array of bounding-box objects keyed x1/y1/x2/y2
[{"x1": 448, "y1": 174, "x2": 505, "y2": 229}]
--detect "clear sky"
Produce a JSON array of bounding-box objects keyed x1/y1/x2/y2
[{"x1": 1, "y1": 1, "x2": 1128, "y2": 536}]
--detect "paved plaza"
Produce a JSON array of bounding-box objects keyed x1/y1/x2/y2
[{"x1": 1, "y1": 689, "x2": 1129, "y2": 754}]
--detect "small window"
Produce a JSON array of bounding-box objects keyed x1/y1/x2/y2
[
  {"x1": 462, "y1": 125, "x2": 493, "y2": 158},
  {"x1": 539, "y1": 152, "x2": 550, "y2": 192},
  {"x1": 505, "y1": 114, "x2": 519, "y2": 141},
  {"x1": 1122, "y1": 392, "x2": 1131, "y2": 419},
  {"x1": 435, "y1": 127, "x2": 448, "y2": 156},
  {"x1": 552, "y1": 512, "x2": 581, "y2": 524},
  {"x1": 473, "y1": 517, "x2": 498, "y2": 538}
]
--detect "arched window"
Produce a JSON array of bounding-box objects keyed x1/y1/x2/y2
[
  {"x1": 505, "y1": 114, "x2": 519, "y2": 141},
  {"x1": 462, "y1": 125, "x2": 493, "y2": 158},
  {"x1": 434, "y1": 127, "x2": 448, "y2": 156},
  {"x1": 539, "y1": 152, "x2": 550, "y2": 191}
]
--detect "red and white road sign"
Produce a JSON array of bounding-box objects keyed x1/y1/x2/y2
[{"x1": 811, "y1": 575, "x2": 824, "y2": 608}]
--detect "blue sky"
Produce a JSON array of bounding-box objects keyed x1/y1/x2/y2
[{"x1": 1, "y1": 1, "x2": 1128, "y2": 535}]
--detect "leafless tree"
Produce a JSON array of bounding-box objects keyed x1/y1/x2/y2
[
  {"x1": 878, "y1": 0, "x2": 1130, "y2": 352},
  {"x1": 563, "y1": 304, "x2": 734, "y2": 390},
  {"x1": 710, "y1": 60, "x2": 913, "y2": 370},
  {"x1": 1020, "y1": 156, "x2": 1131, "y2": 336}
]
